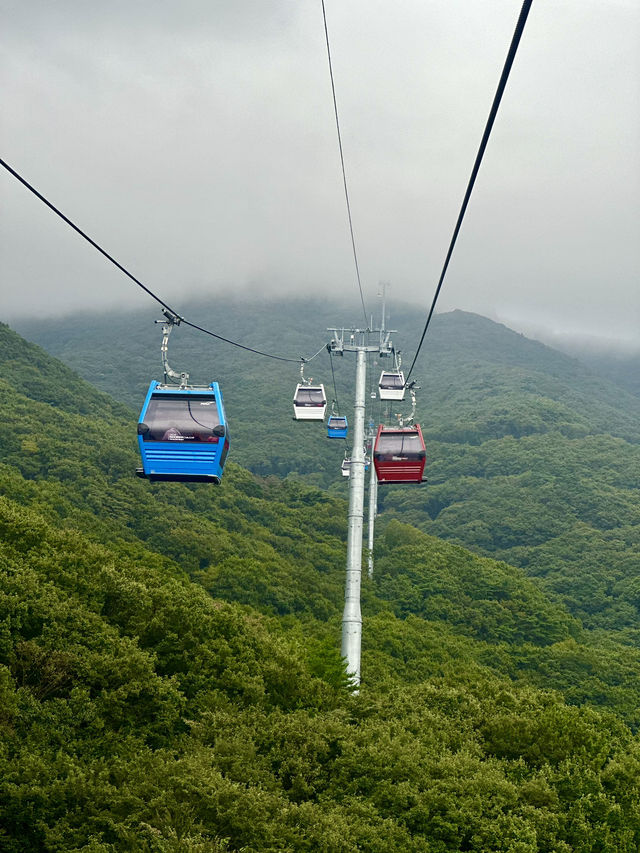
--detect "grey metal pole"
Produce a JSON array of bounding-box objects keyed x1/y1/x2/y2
[
  {"x1": 367, "y1": 451, "x2": 377, "y2": 578},
  {"x1": 341, "y1": 346, "x2": 367, "y2": 687}
]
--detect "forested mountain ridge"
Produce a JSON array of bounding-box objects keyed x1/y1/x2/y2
[
  {"x1": 2, "y1": 321, "x2": 640, "y2": 849},
  {"x1": 548, "y1": 340, "x2": 640, "y2": 400},
  {"x1": 15, "y1": 300, "x2": 640, "y2": 633},
  {"x1": 15, "y1": 299, "x2": 640, "y2": 445}
]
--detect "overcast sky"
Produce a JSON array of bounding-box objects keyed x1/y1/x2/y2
[{"x1": 1, "y1": 0, "x2": 639, "y2": 344}]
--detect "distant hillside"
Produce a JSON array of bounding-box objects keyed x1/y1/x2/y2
[
  {"x1": 511, "y1": 330, "x2": 640, "y2": 400},
  {"x1": 2, "y1": 322, "x2": 640, "y2": 850},
  {"x1": 566, "y1": 347, "x2": 640, "y2": 400},
  {"x1": 15, "y1": 300, "x2": 640, "y2": 445},
  {"x1": 14, "y1": 300, "x2": 640, "y2": 632}
]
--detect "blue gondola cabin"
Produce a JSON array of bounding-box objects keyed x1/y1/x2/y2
[
  {"x1": 136, "y1": 381, "x2": 229, "y2": 483},
  {"x1": 327, "y1": 414, "x2": 348, "y2": 438}
]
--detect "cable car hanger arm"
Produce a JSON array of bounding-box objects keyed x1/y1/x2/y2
[{"x1": 155, "y1": 311, "x2": 189, "y2": 387}]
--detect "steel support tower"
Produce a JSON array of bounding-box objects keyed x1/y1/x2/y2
[
  {"x1": 329, "y1": 326, "x2": 393, "y2": 687},
  {"x1": 367, "y1": 435, "x2": 378, "y2": 578}
]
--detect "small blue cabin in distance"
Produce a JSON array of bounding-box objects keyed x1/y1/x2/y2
[
  {"x1": 327, "y1": 414, "x2": 348, "y2": 439},
  {"x1": 136, "y1": 381, "x2": 229, "y2": 483}
]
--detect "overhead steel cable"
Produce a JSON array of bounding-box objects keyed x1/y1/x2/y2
[
  {"x1": 321, "y1": 0, "x2": 369, "y2": 327},
  {"x1": 0, "y1": 157, "x2": 181, "y2": 317},
  {"x1": 178, "y1": 318, "x2": 313, "y2": 364},
  {"x1": 0, "y1": 156, "x2": 314, "y2": 364},
  {"x1": 404, "y1": 0, "x2": 534, "y2": 384},
  {"x1": 304, "y1": 343, "x2": 330, "y2": 363}
]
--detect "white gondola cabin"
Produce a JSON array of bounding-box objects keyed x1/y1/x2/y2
[
  {"x1": 378, "y1": 371, "x2": 405, "y2": 401},
  {"x1": 293, "y1": 384, "x2": 327, "y2": 420},
  {"x1": 341, "y1": 456, "x2": 371, "y2": 477}
]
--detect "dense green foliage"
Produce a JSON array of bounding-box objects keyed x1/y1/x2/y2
[
  {"x1": 2, "y1": 318, "x2": 640, "y2": 850},
  {"x1": 16, "y1": 301, "x2": 640, "y2": 632}
]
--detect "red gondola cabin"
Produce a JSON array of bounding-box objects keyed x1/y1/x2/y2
[{"x1": 373, "y1": 424, "x2": 426, "y2": 484}]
